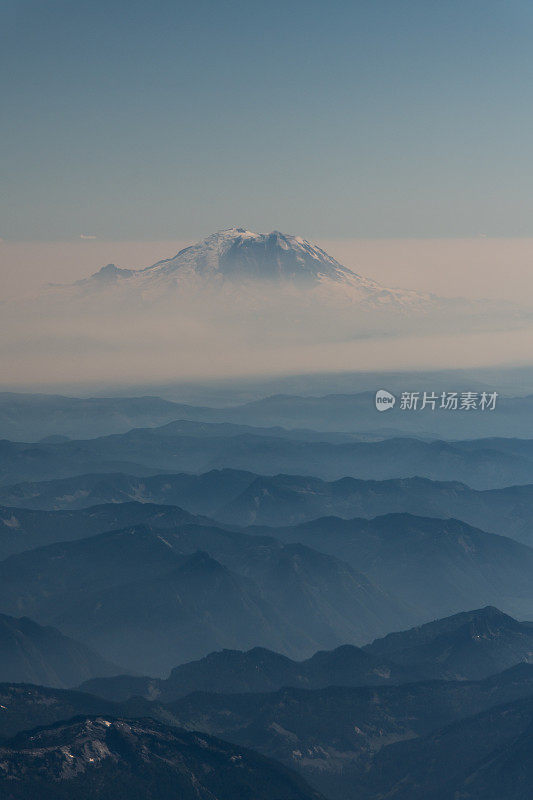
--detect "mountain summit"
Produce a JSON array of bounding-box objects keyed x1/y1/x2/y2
[
  {"x1": 76, "y1": 227, "x2": 429, "y2": 310},
  {"x1": 141, "y1": 227, "x2": 360, "y2": 283}
]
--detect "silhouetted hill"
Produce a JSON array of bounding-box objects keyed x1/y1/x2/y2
[
  {"x1": 79, "y1": 644, "x2": 413, "y2": 703},
  {"x1": 79, "y1": 606, "x2": 533, "y2": 702}
]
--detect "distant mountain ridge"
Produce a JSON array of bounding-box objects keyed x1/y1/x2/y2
[
  {"x1": 3, "y1": 390, "x2": 533, "y2": 440},
  {"x1": 2, "y1": 421, "x2": 533, "y2": 488},
  {"x1": 5, "y1": 469, "x2": 533, "y2": 546},
  {"x1": 0, "y1": 501, "x2": 214, "y2": 560},
  {"x1": 79, "y1": 606, "x2": 533, "y2": 702},
  {"x1": 80, "y1": 644, "x2": 413, "y2": 703}
]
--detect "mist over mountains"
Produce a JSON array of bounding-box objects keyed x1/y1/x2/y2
[
  {"x1": 2, "y1": 417, "x2": 533, "y2": 489},
  {"x1": 2, "y1": 379, "x2": 533, "y2": 798},
  {"x1": 0, "y1": 519, "x2": 408, "y2": 674},
  {"x1": 70, "y1": 228, "x2": 433, "y2": 309},
  {"x1": 2, "y1": 389, "x2": 533, "y2": 441},
  {"x1": 0, "y1": 285, "x2": 518, "y2": 786},
  {"x1": 2, "y1": 491, "x2": 533, "y2": 673},
  {"x1": 4, "y1": 228, "x2": 531, "y2": 385},
  {"x1": 79, "y1": 606, "x2": 533, "y2": 703},
  {"x1": 6, "y1": 0, "x2": 533, "y2": 793}
]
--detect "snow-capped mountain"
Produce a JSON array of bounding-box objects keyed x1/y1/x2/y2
[
  {"x1": 75, "y1": 227, "x2": 431, "y2": 311},
  {"x1": 146, "y1": 228, "x2": 352, "y2": 282},
  {"x1": 6, "y1": 227, "x2": 528, "y2": 386}
]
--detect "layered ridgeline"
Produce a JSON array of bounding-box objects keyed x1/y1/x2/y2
[
  {"x1": 2, "y1": 659, "x2": 533, "y2": 800},
  {"x1": 0, "y1": 521, "x2": 408, "y2": 674},
  {"x1": 0, "y1": 674, "x2": 531, "y2": 800},
  {"x1": 79, "y1": 607, "x2": 533, "y2": 703},
  {"x1": 1, "y1": 608, "x2": 533, "y2": 800},
  {"x1": 2, "y1": 420, "x2": 533, "y2": 488},
  {"x1": 5, "y1": 468, "x2": 533, "y2": 546},
  {"x1": 1, "y1": 502, "x2": 533, "y2": 672},
  {"x1": 2, "y1": 390, "x2": 533, "y2": 441}
]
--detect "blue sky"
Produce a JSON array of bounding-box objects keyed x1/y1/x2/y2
[{"x1": 2, "y1": 0, "x2": 533, "y2": 240}]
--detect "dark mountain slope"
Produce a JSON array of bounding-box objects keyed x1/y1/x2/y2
[
  {"x1": 0, "y1": 540, "x2": 300, "y2": 675},
  {"x1": 0, "y1": 716, "x2": 325, "y2": 800},
  {"x1": 359, "y1": 696, "x2": 533, "y2": 800},
  {"x1": 263, "y1": 513, "x2": 533, "y2": 620},
  {"x1": 2, "y1": 668, "x2": 533, "y2": 800},
  {"x1": 79, "y1": 643, "x2": 413, "y2": 703},
  {"x1": 0, "y1": 501, "x2": 212, "y2": 559},
  {"x1": 0, "y1": 614, "x2": 120, "y2": 688},
  {"x1": 365, "y1": 605, "x2": 533, "y2": 679},
  {"x1": 80, "y1": 606, "x2": 533, "y2": 702},
  {"x1": 162, "y1": 665, "x2": 533, "y2": 798},
  {"x1": 0, "y1": 523, "x2": 405, "y2": 674}
]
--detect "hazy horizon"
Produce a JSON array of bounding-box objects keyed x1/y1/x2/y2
[{"x1": 2, "y1": 230, "x2": 533, "y2": 388}]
